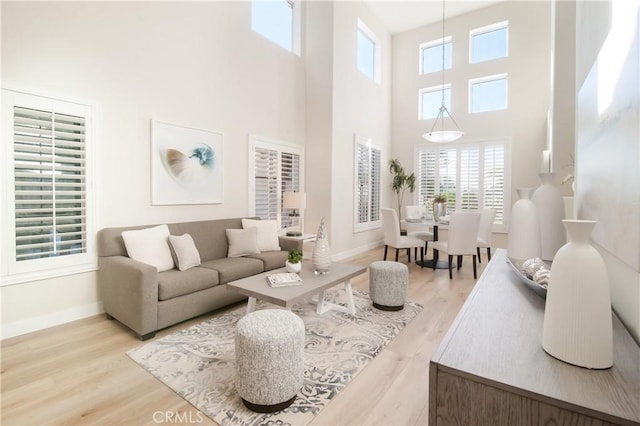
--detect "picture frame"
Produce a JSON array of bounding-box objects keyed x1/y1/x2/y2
[{"x1": 151, "y1": 120, "x2": 223, "y2": 205}]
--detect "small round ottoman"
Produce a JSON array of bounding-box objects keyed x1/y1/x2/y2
[
  {"x1": 369, "y1": 261, "x2": 408, "y2": 311},
  {"x1": 235, "y1": 309, "x2": 305, "y2": 413}
]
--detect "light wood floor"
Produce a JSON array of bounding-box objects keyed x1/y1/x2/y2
[{"x1": 1, "y1": 246, "x2": 486, "y2": 426}]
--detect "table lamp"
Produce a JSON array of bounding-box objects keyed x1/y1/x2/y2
[{"x1": 283, "y1": 191, "x2": 306, "y2": 236}]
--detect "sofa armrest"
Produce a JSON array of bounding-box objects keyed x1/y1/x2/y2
[
  {"x1": 99, "y1": 255, "x2": 159, "y2": 339},
  {"x1": 278, "y1": 236, "x2": 304, "y2": 252}
]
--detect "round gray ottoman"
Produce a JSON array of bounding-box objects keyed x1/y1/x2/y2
[
  {"x1": 235, "y1": 309, "x2": 305, "y2": 413},
  {"x1": 369, "y1": 261, "x2": 408, "y2": 311}
]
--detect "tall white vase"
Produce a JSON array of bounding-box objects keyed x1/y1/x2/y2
[
  {"x1": 542, "y1": 220, "x2": 613, "y2": 369},
  {"x1": 532, "y1": 172, "x2": 566, "y2": 261},
  {"x1": 507, "y1": 188, "x2": 541, "y2": 260},
  {"x1": 312, "y1": 217, "x2": 331, "y2": 274}
]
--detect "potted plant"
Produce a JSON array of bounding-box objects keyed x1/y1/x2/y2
[
  {"x1": 286, "y1": 248, "x2": 303, "y2": 273},
  {"x1": 389, "y1": 159, "x2": 416, "y2": 222},
  {"x1": 432, "y1": 194, "x2": 447, "y2": 222}
]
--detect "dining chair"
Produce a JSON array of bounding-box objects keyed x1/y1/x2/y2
[
  {"x1": 432, "y1": 211, "x2": 482, "y2": 279},
  {"x1": 381, "y1": 208, "x2": 425, "y2": 265},
  {"x1": 476, "y1": 208, "x2": 497, "y2": 263},
  {"x1": 405, "y1": 205, "x2": 434, "y2": 261}
]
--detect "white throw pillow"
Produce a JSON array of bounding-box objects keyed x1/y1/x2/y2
[
  {"x1": 226, "y1": 227, "x2": 260, "y2": 258},
  {"x1": 121, "y1": 224, "x2": 175, "y2": 272},
  {"x1": 241, "y1": 219, "x2": 281, "y2": 252},
  {"x1": 168, "y1": 233, "x2": 201, "y2": 271}
]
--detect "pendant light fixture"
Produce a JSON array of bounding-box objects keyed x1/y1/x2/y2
[{"x1": 422, "y1": 0, "x2": 464, "y2": 143}]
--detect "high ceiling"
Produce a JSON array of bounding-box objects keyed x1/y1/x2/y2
[{"x1": 364, "y1": 0, "x2": 508, "y2": 35}]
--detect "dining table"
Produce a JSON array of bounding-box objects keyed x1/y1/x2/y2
[{"x1": 404, "y1": 217, "x2": 452, "y2": 269}]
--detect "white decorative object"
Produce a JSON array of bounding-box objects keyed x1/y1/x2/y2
[
  {"x1": 312, "y1": 217, "x2": 331, "y2": 274},
  {"x1": 507, "y1": 188, "x2": 541, "y2": 260},
  {"x1": 542, "y1": 220, "x2": 613, "y2": 369},
  {"x1": 532, "y1": 172, "x2": 566, "y2": 261},
  {"x1": 285, "y1": 260, "x2": 302, "y2": 274}
]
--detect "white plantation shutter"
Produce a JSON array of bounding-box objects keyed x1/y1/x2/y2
[
  {"x1": 2, "y1": 89, "x2": 95, "y2": 284},
  {"x1": 249, "y1": 138, "x2": 303, "y2": 230},
  {"x1": 354, "y1": 137, "x2": 381, "y2": 232},
  {"x1": 415, "y1": 140, "x2": 508, "y2": 230}
]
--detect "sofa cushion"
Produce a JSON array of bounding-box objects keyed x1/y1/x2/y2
[
  {"x1": 226, "y1": 228, "x2": 260, "y2": 257},
  {"x1": 241, "y1": 219, "x2": 281, "y2": 252},
  {"x1": 121, "y1": 224, "x2": 174, "y2": 272},
  {"x1": 200, "y1": 257, "x2": 264, "y2": 284},
  {"x1": 248, "y1": 250, "x2": 288, "y2": 271},
  {"x1": 168, "y1": 233, "x2": 201, "y2": 271},
  {"x1": 158, "y1": 266, "x2": 220, "y2": 301}
]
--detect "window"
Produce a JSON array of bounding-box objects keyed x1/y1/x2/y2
[
  {"x1": 420, "y1": 37, "x2": 452, "y2": 75},
  {"x1": 1, "y1": 89, "x2": 95, "y2": 285},
  {"x1": 354, "y1": 135, "x2": 381, "y2": 232},
  {"x1": 420, "y1": 85, "x2": 451, "y2": 120},
  {"x1": 470, "y1": 74, "x2": 508, "y2": 113},
  {"x1": 415, "y1": 140, "x2": 508, "y2": 231},
  {"x1": 357, "y1": 19, "x2": 381, "y2": 83},
  {"x1": 251, "y1": 0, "x2": 300, "y2": 54},
  {"x1": 470, "y1": 21, "x2": 508, "y2": 63},
  {"x1": 249, "y1": 136, "x2": 303, "y2": 231}
]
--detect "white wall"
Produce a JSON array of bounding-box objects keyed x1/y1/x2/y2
[
  {"x1": 1, "y1": 1, "x2": 306, "y2": 337},
  {"x1": 391, "y1": 1, "x2": 552, "y2": 220}
]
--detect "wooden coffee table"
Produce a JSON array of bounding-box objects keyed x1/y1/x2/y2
[{"x1": 226, "y1": 260, "x2": 366, "y2": 315}]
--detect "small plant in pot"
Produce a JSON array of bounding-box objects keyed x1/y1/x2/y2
[{"x1": 286, "y1": 248, "x2": 303, "y2": 273}]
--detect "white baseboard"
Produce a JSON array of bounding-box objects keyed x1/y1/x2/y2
[
  {"x1": 1, "y1": 301, "x2": 104, "y2": 340},
  {"x1": 332, "y1": 240, "x2": 383, "y2": 262}
]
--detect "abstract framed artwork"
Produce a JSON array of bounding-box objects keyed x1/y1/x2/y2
[{"x1": 151, "y1": 120, "x2": 223, "y2": 205}]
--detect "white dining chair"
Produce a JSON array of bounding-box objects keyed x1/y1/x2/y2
[
  {"x1": 405, "y1": 205, "x2": 434, "y2": 261},
  {"x1": 381, "y1": 208, "x2": 425, "y2": 265},
  {"x1": 431, "y1": 211, "x2": 482, "y2": 279},
  {"x1": 476, "y1": 208, "x2": 497, "y2": 263}
]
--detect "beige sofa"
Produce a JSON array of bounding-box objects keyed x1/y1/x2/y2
[{"x1": 97, "y1": 217, "x2": 302, "y2": 340}]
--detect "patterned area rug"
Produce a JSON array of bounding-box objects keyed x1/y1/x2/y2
[{"x1": 127, "y1": 289, "x2": 422, "y2": 426}]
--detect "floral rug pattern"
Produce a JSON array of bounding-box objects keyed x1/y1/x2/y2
[{"x1": 127, "y1": 289, "x2": 422, "y2": 426}]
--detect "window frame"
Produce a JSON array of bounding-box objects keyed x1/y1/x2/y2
[
  {"x1": 251, "y1": 0, "x2": 301, "y2": 55},
  {"x1": 414, "y1": 139, "x2": 511, "y2": 233},
  {"x1": 353, "y1": 135, "x2": 382, "y2": 233},
  {"x1": 469, "y1": 21, "x2": 509, "y2": 64},
  {"x1": 469, "y1": 73, "x2": 508, "y2": 113},
  {"x1": 1, "y1": 88, "x2": 96, "y2": 286},
  {"x1": 419, "y1": 84, "x2": 452, "y2": 120},
  {"x1": 248, "y1": 135, "x2": 304, "y2": 232},
  {"x1": 419, "y1": 36, "x2": 452, "y2": 75},
  {"x1": 357, "y1": 19, "x2": 381, "y2": 84}
]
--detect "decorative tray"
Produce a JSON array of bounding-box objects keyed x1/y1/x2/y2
[{"x1": 505, "y1": 257, "x2": 549, "y2": 298}]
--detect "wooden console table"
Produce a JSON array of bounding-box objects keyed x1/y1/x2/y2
[{"x1": 429, "y1": 249, "x2": 640, "y2": 426}]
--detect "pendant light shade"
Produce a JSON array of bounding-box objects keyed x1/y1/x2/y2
[{"x1": 422, "y1": 0, "x2": 463, "y2": 144}]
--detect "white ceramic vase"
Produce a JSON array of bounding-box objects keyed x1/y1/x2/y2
[
  {"x1": 532, "y1": 173, "x2": 566, "y2": 261},
  {"x1": 542, "y1": 220, "x2": 613, "y2": 369},
  {"x1": 507, "y1": 188, "x2": 541, "y2": 260},
  {"x1": 312, "y1": 217, "x2": 331, "y2": 274},
  {"x1": 285, "y1": 261, "x2": 302, "y2": 274}
]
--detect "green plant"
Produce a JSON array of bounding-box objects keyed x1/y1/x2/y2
[
  {"x1": 433, "y1": 194, "x2": 447, "y2": 203},
  {"x1": 389, "y1": 159, "x2": 416, "y2": 220},
  {"x1": 287, "y1": 248, "x2": 303, "y2": 264}
]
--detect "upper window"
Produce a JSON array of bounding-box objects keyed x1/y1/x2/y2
[
  {"x1": 354, "y1": 135, "x2": 381, "y2": 232},
  {"x1": 415, "y1": 140, "x2": 509, "y2": 231},
  {"x1": 249, "y1": 136, "x2": 304, "y2": 231},
  {"x1": 252, "y1": 0, "x2": 300, "y2": 54},
  {"x1": 470, "y1": 21, "x2": 508, "y2": 63},
  {"x1": 420, "y1": 37, "x2": 452, "y2": 75},
  {"x1": 357, "y1": 19, "x2": 381, "y2": 83},
  {"x1": 420, "y1": 85, "x2": 451, "y2": 120},
  {"x1": 1, "y1": 89, "x2": 96, "y2": 285},
  {"x1": 469, "y1": 74, "x2": 508, "y2": 113}
]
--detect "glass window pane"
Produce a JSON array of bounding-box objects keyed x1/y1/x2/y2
[
  {"x1": 471, "y1": 77, "x2": 507, "y2": 113},
  {"x1": 252, "y1": 0, "x2": 293, "y2": 52},
  {"x1": 471, "y1": 26, "x2": 507, "y2": 63},
  {"x1": 357, "y1": 29, "x2": 375, "y2": 80},
  {"x1": 421, "y1": 87, "x2": 451, "y2": 120},
  {"x1": 421, "y1": 41, "x2": 452, "y2": 74}
]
